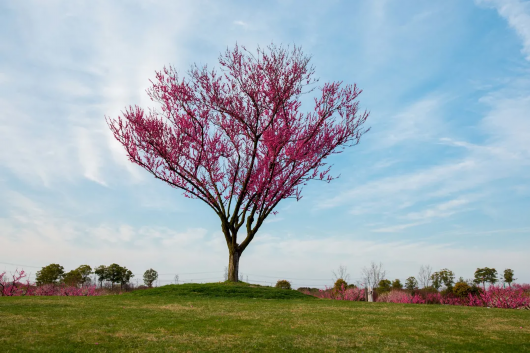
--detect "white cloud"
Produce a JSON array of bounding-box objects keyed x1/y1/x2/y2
[
  {"x1": 263, "y1": 217, "x2": 284, "y2": 224},
  {"x1": 321, "y1": 160, "x2": 477, "y2": 211},
  {"x1": 75, "y1": 126, "x2": 107, "y2": 186},
  {"x1": 0, "y1": 190, "x2": 216, "y2": 277},
  {"x1": 477, "y1": 0, "x2": 530, "y2": 60},
  {"x1": 2, "y1": 209, "x2": 529, "y2": 285},
  {"x1": 405, "y1": 197, "x2": 472, "y2": 221},
  {"x1": 371, "y1": 222, "x2": 427, "y2": 233},
  {"x1": 320, "y1": 79, "x2": 530, "y2": 223},
  {"x1": 2, "y1": 0, "x2": 530, "y2": 289},
  {"x1": 233, "y1": 20, "x2": 248, "y2": 27},
  {"x1": 375, "y1": 96, "x2": 446, "y2": 148},
  {"x1": 0, "y1": 2, "x2": 196, "y2": 187}
]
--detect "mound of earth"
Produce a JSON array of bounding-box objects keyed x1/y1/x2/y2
[{"x1": 128, "y1": 281, "x2": 316, "y2": 300}]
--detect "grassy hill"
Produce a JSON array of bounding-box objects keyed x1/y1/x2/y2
[
  {"x1": 1, "y1": 283, "x2": 529, "y2": 352},
  {"x1": 128, "y1": 281, "x2": 316, "y2": 300}
]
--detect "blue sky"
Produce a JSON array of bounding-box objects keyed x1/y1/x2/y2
[{"x1": 1, "y1": 0, "x2": 529, "y2": 288}]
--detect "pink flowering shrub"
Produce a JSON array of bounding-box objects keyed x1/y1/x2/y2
[
  {"x1": 440, "y1": 296, "x2": 463, "y2": 306},
  {"x1": 477, "y1": 285, "x2": 530, "y2": 309},
  {"x1": 513, "y1": 283, "x2": 530, "y2": 292},
  {"x1": 306, "y1": 282, "x2": 530, "y2": 310},
  {"x1": 377, "y1": 290, "x2": 431, "y2": 304},
  {"x1": 0, "y1": 270, "x2": 31, "y2": 296},
  {"x1": 425, "y1": 293, "x2": 443, "y2": 304},
  {"x1": 33, "y1": 284, "x2": 101, "y2": 296},
  {"x1": 411, "y1": 294, "x2": 426, "y2": 304},
  {"x1": 306, "y1": 284, "x2": 365, "y2": 301},
  {"x1": 341, "y1": 287, "x2": 365, "y2": 301},
  {"x1": 377, "y1": 290, "x2": 410, "y2": 303},
  {"x1": 1, "y1": 269, "x2": 102, "y2": 297}
]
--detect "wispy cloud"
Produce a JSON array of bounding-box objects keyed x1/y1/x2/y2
[
  {"x1": 371, "y1": 222, "x2": 427, "y2": 233},
  {"x1": 233, "y1": 20, "x2": 248, "y2": 28},
  {"x1": 371, "y1": 95, "x2": 446, "y2": 148},
  {"x1": 2, "y1": 0, "x2": 530, "y2": 284},
  {"x1": 405, "y1": 197, "x2": 472, "y2": 221},
  {"x1": 477, "y1": 0, "x2": 530, "y2": 60}
]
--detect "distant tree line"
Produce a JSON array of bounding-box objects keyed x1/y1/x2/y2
[{"x1": 35, "y1": 264, "x2": 159, "y2": 289}]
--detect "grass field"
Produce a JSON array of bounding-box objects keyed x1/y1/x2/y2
[{"x1": 1, "y1": 282, "x2": 529, "y2": 352}]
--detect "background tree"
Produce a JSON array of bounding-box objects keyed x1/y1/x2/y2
[
  {"x1": 391, "y1": 279, "x2": 403, "y2": 290},
  {"x1": 333, "y1": 278, "x2": 348, "y2": 293},
  {"x1": 332, "y1": 265, "x2": 350, "y2": 283},
  {"x1": 452, "y1": 282, "x2": 471, "y2": 298},
  {"x1": 405, "y1": 276, "x2": 418, "y2": 291},
  {"x1": 438, "y1": 269, "x2": 455, "y2": 290},
  {"x1": 105, "y1": 264, "x2": 134, "y2": 289},
  {"x1": 430, "y1": 272, "x2": 443, "y2": 291},
  {"x1": 275, "y1": 280, "x2": 291, "y2": 289},
  {"x1": 418, "y1": 265, "x2": 432, "y2": 288},
  {"x1": 361, "y1": 262, "x2": 386, "y2": 290},
  {"x1": 120, "y1": 268, "x2": 134, "y2": 289},
  {"x1": 94, "y1": 265, "x2": 107, "y2": 288},
  {"x1": 63, "y1": 269, "x2": 82, "y2": 287},
  {"x1": 106, "y1": 44, "x2": 369, "y2": 282},
  {"x1": 143, "y1": 269, "x2": 159, "y2": 288},
  {"x1": 474, "y1": 267, "x2": 498, "y2": 288},
  {"x1": 429, "y1": 269, "x2": 455, "y2": 291},
  {"x1": 377, "y1": 279, "x2": 392, "y2": 293},
  {"x1": 35, "y1": 264, "x2": 64, "y2": 285},
  {"x1": 76, "y1": 265, "x2": 93, "y2": 286},
  {"x1": 503, "y1": 269, "x2": 515, "y2": 287}
]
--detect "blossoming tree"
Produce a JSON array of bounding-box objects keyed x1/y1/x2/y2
[{"x1": 106, "y1": 44, "x2": 370, "y2": 281}]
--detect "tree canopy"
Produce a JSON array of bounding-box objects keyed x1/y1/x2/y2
[
  {"x1": 107, "y1": 43, "x2": 369, "y2": 281},
  {"x1": 35, "y1": 264, "x2": 64, "y2": 285}
]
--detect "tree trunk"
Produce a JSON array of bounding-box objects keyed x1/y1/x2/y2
[{"x1": 228, "y1": 249, "x2": 240, "y2": 282}]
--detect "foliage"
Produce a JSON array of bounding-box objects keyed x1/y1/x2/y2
[
  {"x1": 453, "y1": 282, "x2": 471, "y2": 298},
  {"x1": 503, "y1": 269, "x2": 515, "y2": 287},
  {"x1": 76, "y1": 265, "x2": 93, "y2": 285},
  {"x1": 377, "y1": 279, "x2": 392, "y2": 293},
  {"x1": 405, "y1": 276, "x2": 418, "y2": 291},
  {"x1": 275, "y1": 280, "x2": 292, "y2": 290},
  {"x1": 333, "y1": 278, "x2": 348, "y2": 293},
  {"x1": 474, "y1": 267, "x2": 498, "y2": 288},
  {"x1": 95, "y1": 264, "x2": 134, "y2": 289},
  {"x1": 297, "y1": 287, "x2": 321, "y2": 294},
  {"x1": 106, "y1": 43, "x2": 370, "y2": 282},
  {"x1": 431, "y1": 269, "x2": 455, "y2": 290},
  {"x1": 63, "y1": 269, "x2": 83, "y2": 287},
  {"x1": 391, "y1": 279, "x2": 403, "y2": 290},
  {"x1": 420, "y1": 286, "x2": 439, "y2": 294},
  {"x1": 94, "y1": 265, "x2": 108, "y2": 285},
  {"x1": 107, "y1": 264, "x2": 134, "y2": 288},
  {"x1": 35, "y1": 264, "x2": 65, "y2": 285},
  {"x1": 143, "y1": 268, "x2": 159, "y2": 288}
]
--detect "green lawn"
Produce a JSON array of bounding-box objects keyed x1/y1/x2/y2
[{"x1": 1, "y1": 283, "x2": 529, "y2": 352}]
